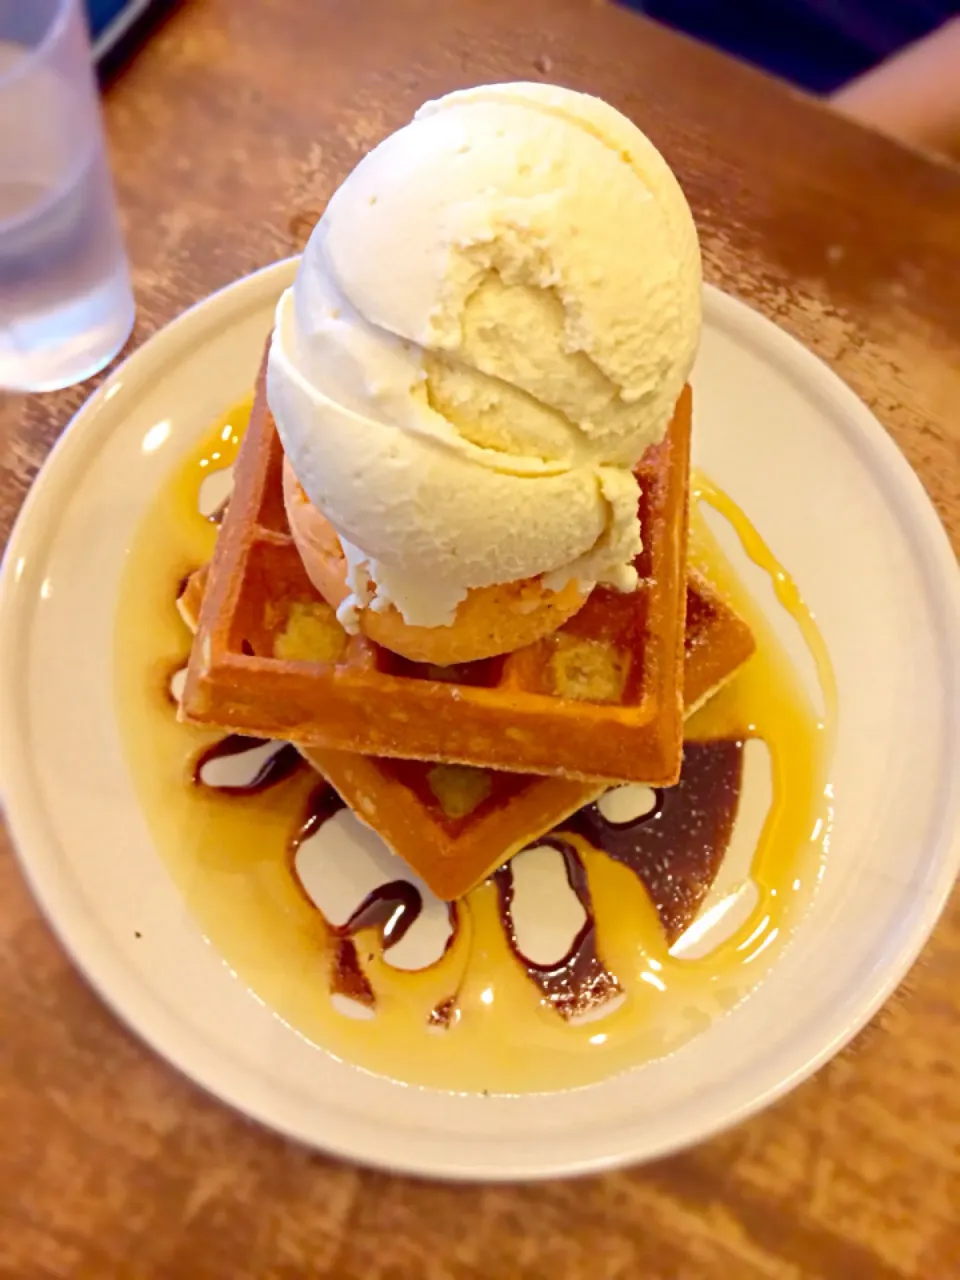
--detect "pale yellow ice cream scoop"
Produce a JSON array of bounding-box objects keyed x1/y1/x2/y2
[{"x1": 268, "y1": 81, "x2": 701, "y2": 631}]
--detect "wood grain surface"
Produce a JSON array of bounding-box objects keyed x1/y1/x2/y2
[{"x1": 2, "y1": 1, "x2": 959, "y2": 1276}]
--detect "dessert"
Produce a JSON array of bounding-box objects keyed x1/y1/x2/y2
[
  {"x1": 114, "y1": 83, "x2": 835, "y2": 1094},
  {"x1": 117, "y1": 390, "x2": 833, "y2": 1093},
  {"x1": 183, "y1": 82, "x2": 702, "y2": 785},
  {"x1": 181, "y1": 366, "x2": 691, "y2": 784},
  {"x1": 178, "y1": 565, "x2": 754, "y2": 899},
  {"x1": 267, "y1": 82, "x2": 700, "y2": 659},
  {"x1": 282, "y1": 457, "x2": 588, "y2": 666}
]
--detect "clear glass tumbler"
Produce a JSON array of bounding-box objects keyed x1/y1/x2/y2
[{"x1": 0, "y1": 0, "x2": 135, "y2": 392}]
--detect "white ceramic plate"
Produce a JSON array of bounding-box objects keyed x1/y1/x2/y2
[{"x1": 2, "y1": 260, "x2": 959, "y2": 1181}]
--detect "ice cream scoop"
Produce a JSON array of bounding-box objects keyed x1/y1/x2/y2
[
  {"x1": 267, "y1": 81, "x2": 701, "y2": 635},
  {"x1": 282, "y1": 456, "x2": 591, "y2": 665}
]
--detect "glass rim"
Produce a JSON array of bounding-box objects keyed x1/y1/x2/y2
[{"x1": 0, "y1": 0, "x2": 74, "y2": 91}]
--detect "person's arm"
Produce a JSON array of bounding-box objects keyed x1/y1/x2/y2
[{"x1": 830, "y1": 18, "x2": 960, "y2": 158}]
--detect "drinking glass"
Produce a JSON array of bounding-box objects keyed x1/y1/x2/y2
[{"x1": 0, "y1": 0, "x2": 135, "y2": 392}]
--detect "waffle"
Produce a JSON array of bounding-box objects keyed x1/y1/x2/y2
[
  {"x1": 181, "y1": 364, "x2": 691, "y2": 785},
  {"x1": 179, "y1": 567, "x2": 754, "y2": 900}
]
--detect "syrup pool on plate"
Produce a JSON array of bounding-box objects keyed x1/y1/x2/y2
[{"x1": 114, "y1": 398, "x2": 836, "y2": 1093}]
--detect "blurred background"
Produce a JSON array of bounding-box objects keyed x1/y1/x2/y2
[
  {"x1": 86, "y1": 0, "x2": 959, "y2": 159},
  {"x1": 636, "y1": 0, "x2": 953, "y2": 93},
  {"x1": 85, "y1": 0, "x2": 174, "y2": 67},
  {"x1": 5, "y1": 0, "x2": 953, "y2": 395}
]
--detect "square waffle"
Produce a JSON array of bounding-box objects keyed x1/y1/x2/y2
[
  {"x1": 180, "y1": 567, "x2": 754, "y2": 901},
  {"x1": 181, "y1": 367, "x2": 691, "y2": 785},
  {"x1": 300, "y1": 573, "x2": 753, "y2": 898}
]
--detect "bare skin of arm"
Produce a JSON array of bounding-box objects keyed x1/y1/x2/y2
[{"x1": 831, "y1": 18, "x2": 960, "y2": 158}]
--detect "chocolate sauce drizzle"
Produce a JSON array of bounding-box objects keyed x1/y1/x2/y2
[
  {"x1": 171, "y1": 486, "x2": 750, "y2": 1034},
  {"x1": 291, "y1": 782, "x2": 346, "y2": 845},
  {"x1": 207, "y1": 497, "x2": 230, "y2": 525},
  {"x1": 330, "y1": 937, "x2": 376, "y2": 1006},
  {"x1": 563, "y1": 739, "x2": 745, "y2": 942},
  {"x1": 289, "y1": 784, "x2": 458, "y2": 1009},
  {"x1": 189, "y1": 726, "x2": 744, "y2": 1020},
  {"x1": 342, "y1": 881, "x2": 424, "y2": 950},
  {"x1": 494, "y1": 837, "x2": 622, "y2": 1020},
  {"x1": 192, "y1": 735, "x2": 304, "y2": 794},
  {"x1": 480, "y1": 741, "x2": 744, "y2": 1017}
]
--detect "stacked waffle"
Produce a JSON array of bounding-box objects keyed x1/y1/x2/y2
[
  {"x1": 180, "y1": 82, "x2": 756, "y2": 898},
  {"x1": 180, "y1": 366, "x2": 754, "y2": 899}
]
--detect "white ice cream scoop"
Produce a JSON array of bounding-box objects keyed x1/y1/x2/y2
[{"x1": 267, "y1": 81, "x2": 701, "y2": 630}]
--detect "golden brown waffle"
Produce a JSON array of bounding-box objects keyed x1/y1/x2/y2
[
  {"x1": 179, "y1": 567, "x2": 754, "y2": 901},
  {"x1": 298, "y1": 574, "x2": 753, "y2": 899},
  {"x1": 182, "y1": 367, "x2": 691, "y2": 785}
]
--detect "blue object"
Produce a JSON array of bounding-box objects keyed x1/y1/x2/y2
[
  {"x1": 85, "y1": 0, "x2": 162, "y2": 62},
  {"x1": 627, "y1": 1, "x2": 956, "y2": 93}
]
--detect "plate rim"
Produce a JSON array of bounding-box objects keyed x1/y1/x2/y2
[{"x1": 2, "y1": 259, "x2": 959, "y2": 1181}]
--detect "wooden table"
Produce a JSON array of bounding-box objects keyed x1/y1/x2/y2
[{"x1": 2, "y1": 1, "x2": 959, "y2": 1275}]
